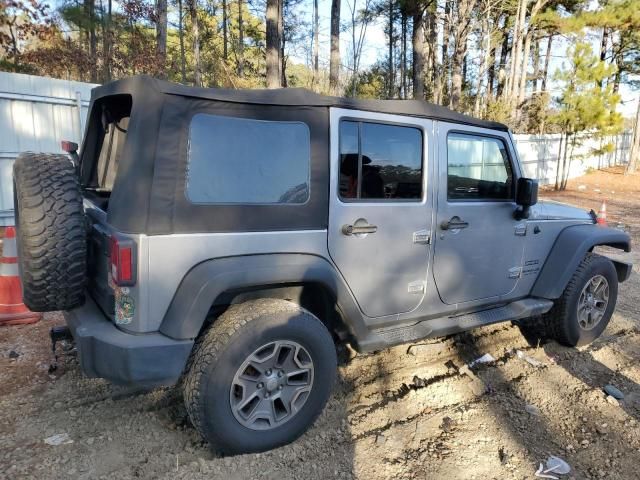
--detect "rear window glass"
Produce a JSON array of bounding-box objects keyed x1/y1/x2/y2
[{"x1": 187, "y1": 114, "x2": 311, "y2": 204}]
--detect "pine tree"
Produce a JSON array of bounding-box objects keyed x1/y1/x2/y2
[{"x1": 551, "y1": 42, "x2": 622, "y2": 190}]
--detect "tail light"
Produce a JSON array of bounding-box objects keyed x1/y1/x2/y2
[{"x1": 109, "y1": 235, "x2": 136, "y2": 286}]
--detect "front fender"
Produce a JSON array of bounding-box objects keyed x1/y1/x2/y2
[
  {"x1": 159, "y1": 253, "x2": 369, "y2": 341},
  {"x1": 531, "y1": 224, "x2": 631, "y2": 299}
]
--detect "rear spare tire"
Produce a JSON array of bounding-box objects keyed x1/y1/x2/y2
[{"x1": 13, "y1": 152, "x2": 87, "y2": 312}]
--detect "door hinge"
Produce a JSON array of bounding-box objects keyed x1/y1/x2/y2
[
  {"x1": 408, "y1": 280, "x2": 426, "y2": 294},
  {"x1": 508, "y1": 267, "x2": 522, "y2": 279},
  {"x1": 514, "y1": 223, "x2": 527, "y2": 236},
  {"x1": 413, "y1": 229, "x2": 431, "y2": 245}
]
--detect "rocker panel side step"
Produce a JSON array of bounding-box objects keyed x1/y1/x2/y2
[{"x1": 358, "y1": 297, "x2": 554, "y2": 352}]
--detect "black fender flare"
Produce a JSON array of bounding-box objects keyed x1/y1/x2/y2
[
  {"x1": 159, "y1": 253, "x2": 370, "y2": 342},
  {"x1": 531, "y1": 224, "x2": 631, "y2": 299}
]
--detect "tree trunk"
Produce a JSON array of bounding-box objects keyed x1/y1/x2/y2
[
  {"x1": 562, "y1": 135, "x2": 576, "y2": 190},
  {"x1": 600, "y1": 27, "x2": 608, "y2": 62},
  {"x1": 222, "y1": 0, "x2": 228, "y2": 60},
  {"x1": 401, "y1": 12, "x2": 407, "y2": 98},
  {"x1": 189, "y1": 0, "x2": 202, "y2": 86},
  {"x1": 449, "y1": 0, "x2": 476, "y2": 110},
  {"x1": 474, "y1": 9, "x2": 489, "y2": 116},
  {"x1": 178, "y1": 0, "x2": 187, "y2": 82},
  {"x1": 86, "y1": 0, "x2": 97, "y2": 82},
  {"x1": 156, "y1": 0, "x2": 167, "y2": 77},
  {"x1": 508, "y1": 0, "x2": 527, "y2": 111},
  {"x1": 427, "y1": 9, "x2": 438, "y2": 101},
  {"x1": 237, "y1": 0, "x2": 244, "y2": 77},
  {"x1": 329, "y1": 0, "x2": 341, "y2": 94},
  {"x1": 102, "y1": 0, "x2": 112, "y2": 82},
  {"x1": 412, "y1": 4, "x2": 425, "y2": 99},
  {"x1": 279, "y1": 0, "x2": 285, "y2": 85},
  {"x1": 387, "y1": 0, "x2": 394, "y2": 98},
  {"x1": 541, "y1": 34, "x2": 552, "y2": 91},
  {"x1": 532, "y1": 36, "x2": 540, "y2": 92},
  {"x1": 266, "y1": 0, "x2": 282, "y2": 88},
  {"x1": 627, "y1": 100, "x2": 640, "y2": 174},
  {"x1": 517, "y1": 27, "x2": 533, "y2": 110},
  {"x1": 496, "y1": 24, "x2": 510, "y2": 97},
  {"x1": 442, "y1": 0, "x2": 451, "y2": 100},
  {"x1": 313, "y1": 0, "x2": 319, "y2": 89},
  {"x1": 505, "y1": 4, "x2": 519, "y2": 98},
  {"x1": 450, "y1": 46, "x2": 463, "y2": 109},
  {"x1": 555, "y1": 132, "x2": 565, "y2": 191}
]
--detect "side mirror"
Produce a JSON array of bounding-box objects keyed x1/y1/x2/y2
[{"x1": 514, "y1": 177, "x2": 538, "y2": 220}]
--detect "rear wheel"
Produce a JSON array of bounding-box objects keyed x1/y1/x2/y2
[
  {"x1": 183, "y1": 299, "x2": 337, "y2": 454},
  {"x1": 541, "y1": 253, "x2": 618, "y2": 347},
  {"x1": 13, "y1": 153, "x2": 87, "y2": 312}
]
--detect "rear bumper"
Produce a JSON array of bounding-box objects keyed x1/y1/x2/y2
[{"x1": 64, "y1": 297, "x2": 193, "y2": 387}]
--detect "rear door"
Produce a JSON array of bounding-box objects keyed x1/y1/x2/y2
[
  {"x1": 432, "y1": 123, "x2": 525, "y2": 305},
  {"x1": 328, "y1": 109, "x2": 433, "y2": 318}
]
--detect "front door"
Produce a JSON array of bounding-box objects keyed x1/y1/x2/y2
[
  {"x1": 328, "y1": 109, "x2": 433, "y2": 318},
  {"x1": 433, "y1": 123, "x2": 525, "y2": 305}
]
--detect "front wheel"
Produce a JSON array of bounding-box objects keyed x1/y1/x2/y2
[
  {"x1": 183, "y1": 299, "x2": 337, "y2": 454},
  {"x1": 542, "y1": 253, "x2": 618, "y2": 347}
]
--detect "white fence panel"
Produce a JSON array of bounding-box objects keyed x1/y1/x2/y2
[
  {"x1": 514, "y1": 131, "x2": 632, "y2": 185},
  {"x1": 0, "y1": 72, "x2": 98, "y2": 225}
]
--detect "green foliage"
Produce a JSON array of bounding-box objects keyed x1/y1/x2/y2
[
  {"x1": 550, "y1": 41, "x2": 623, "y2": 190},
  {"x1": 550, "y1": 42, "x2": 622, "y2": 136},
  {"x1": 484, "y1": 98, "x2": 513, "y2": 126},
  {"x1": 345, "y1": 64, "x2": 387, "y2": 99}
]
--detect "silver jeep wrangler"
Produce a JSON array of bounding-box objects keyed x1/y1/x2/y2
[{"x1": 12, "y1": 75, "x2": 632, "y2": 454}]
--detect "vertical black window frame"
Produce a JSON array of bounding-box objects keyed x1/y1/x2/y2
[{"x1": 338, "y1": 119, "x2": 424, "y2": 202}]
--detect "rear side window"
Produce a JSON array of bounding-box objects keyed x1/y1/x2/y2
[
  {"x1": 187, "y1": 114, "x2": 311, "y2": 204},
  {"x1": 447, "y1": 133, "x2": 513, "y2": 201},
  {"x1": 339, "y1": 120, "x2": 423, "y2": 201}
]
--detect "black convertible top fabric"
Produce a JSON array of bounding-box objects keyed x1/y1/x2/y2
[
  {"x1": 83, "y1": 75, "x2": 510, "y2": 234},
  {"x1": 91, "y1": 74, "x2": 509, "y2": 131}
]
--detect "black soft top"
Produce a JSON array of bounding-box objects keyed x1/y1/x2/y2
[
  {"x1": 91, "y1": 74, "x2": 509, "y2": 131},
  {"x1": 83, "y1": 75, "x2": 510, "y2": 235}
]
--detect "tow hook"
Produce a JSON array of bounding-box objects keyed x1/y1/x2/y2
[{"x1": 49, "y1": 326, "x2": 75, "y2": 373}]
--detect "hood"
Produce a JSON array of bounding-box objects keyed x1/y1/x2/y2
[{"x1": 528, "y1": 200, "x2": 594, "y2": 222}]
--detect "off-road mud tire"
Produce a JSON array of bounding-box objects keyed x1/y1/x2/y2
[
  {"x1": 539, "y1": 253, "x2": 618, "y2": 347},
  {"x1": 13, "y1": 152, "x2": 87, "y2": 311},
  {"x1": 183, "y1": 298, "x2": 337, "y2": 454}
]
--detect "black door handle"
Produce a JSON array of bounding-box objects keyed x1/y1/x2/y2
[
  {"x1": 440, "y1": 216, "x2": 469, "y2": 230},
  {"x1": 342, "y1": 223, "x2": 377, "y2": 236}
]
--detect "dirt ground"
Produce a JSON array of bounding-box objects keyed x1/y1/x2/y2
[{"x1": 2, "y1": 167, "x2": 639, "y2": 480}]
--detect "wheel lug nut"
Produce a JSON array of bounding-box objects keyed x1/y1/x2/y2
[
  {"x1": 278, "y1": 371, "x2": 283, "y2": 378},
  {"x1": 278, "y1": 385, "x2": 283, "y2": 391},
  {"x1": 266, "y1": 369, "x2": 272, "y2": 376},
  {"x1": 264, "y1": 392, "x2": 270, "y2": 398},
  {"x1": 257, "y1": 383, "x2": 263, "y2": 389}
]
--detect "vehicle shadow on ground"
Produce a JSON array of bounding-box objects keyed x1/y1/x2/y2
[
  {"x1": 518, "y1": 325, "x2": 640, "y2": 422},
  {"x1": 444, "y1": 326, "x2": 638, "y2": 479},
  {"x1": 154, "y1": 350, "x2": 358, "y2": 479},
  {"x1": 450, "y1": 331, "x2": 561, "y2": 464}
]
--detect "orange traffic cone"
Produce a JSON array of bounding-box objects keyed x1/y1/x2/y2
[
  {"x1": 0, "y1": 227, "x2": 41, "y2": 326},
  {"x1": 597, "y1": 200, "x2": 608, "y2": 225}
]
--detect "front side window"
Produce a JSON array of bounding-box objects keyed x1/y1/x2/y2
[
  {"x1": 187, "y1": 114, "x2": 311, "y2": 204},
  {"x1": 447, "y1": 133, "x2": 513, "y2": 201},
  {"x1": 339, "y1": 120, "x2": 423, "y2": 201}
]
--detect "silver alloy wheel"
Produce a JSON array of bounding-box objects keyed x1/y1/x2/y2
[
  {"x1": 577, "y1": 274, "x2": 609, "y2": 331},
  {"x1": 230, "y1": 340, "x2": 314, "y2": 430}
]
